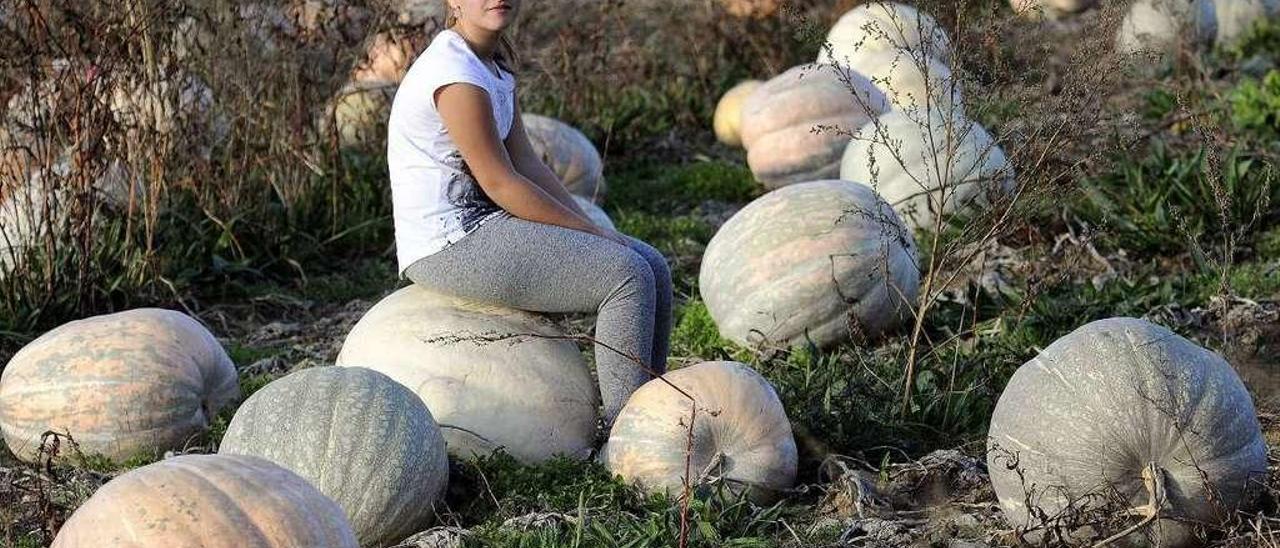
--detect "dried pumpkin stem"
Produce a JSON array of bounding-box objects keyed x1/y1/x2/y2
[{"x1": 1091, "y1": 463, "x2": 1167, "y2": 548}]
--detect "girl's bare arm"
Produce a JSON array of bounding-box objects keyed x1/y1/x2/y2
[{"x1": 503, "y1": 100, "x2": 596, "y2": 223}]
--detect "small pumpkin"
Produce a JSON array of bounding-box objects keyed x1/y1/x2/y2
[
  {"x1": 1211, "y1": 0, "x2": 1280, "y2": 46},
  {"x1": 219, "y1": 366, "x2": 449, "y2": 548},
  {"x1": 603, "y1": 361, "x2": 797, "y2": 503},
  {"x1": 839, "y1": 109, "x2": 1013, "y2": 232},
  {"x1": 713, "y1": 80, "x2": 763, "y2": 148},
  {"x1": 819, "y1": 2, "x2": 952, "y2": 67},
  {"x1": 328, "y1": 80, "x2": 397, "y2": 148},
  {"x1": 1116, "y1": 0, "x2": 1217, "y2": 61},
  {"x1": 719, "y1": 0, "x2": 781, "y2": 18},
  {"x1": 822, "y1": 49, "x2": 962, "y2": 116},
  {"x1": 52, "y1": 454, "x2": 358, "y2": 548},
  {"x1": 698, "y1": 180, "x2": 919, "y2": 349},
  {"x1": 1008, "y1": 0, "x2": 1098, "y2": 20},
  {"x1": 0, "y1": 308, "x2": 239, "y2": 463},
  {"x1": 988, "y1": 317, "x2": 1267, "y2": 547},
  {"x1": 739, "y1": 64, "x2": 888, "y2": 189},
  {"x1": 522, "y1": 114, "x2": 606, "y2": 201},
  {"x1": 336, "y1": 286, "x2": 600, "y2": 463}
]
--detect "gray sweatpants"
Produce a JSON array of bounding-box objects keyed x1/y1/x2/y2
[{"x1": 403, "y1": 212, "x2": 673, "y2": 424}]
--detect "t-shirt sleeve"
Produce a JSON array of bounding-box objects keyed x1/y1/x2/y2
[{"x1": 422, "y1": 47, "x2": 493, "y2": 113}]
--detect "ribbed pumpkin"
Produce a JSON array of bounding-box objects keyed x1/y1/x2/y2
[
  {"x1": 336, "y1": 286, "x2": 600, "y2": 463},
  {"x1": 713, "y1": 80, "x2": 763, "y2": 147},
  {"x1": 988, "y1": 318, "x2": 1267, "y2": 547},
  {"x1": 522, "y1": 114, "x2": 605, "y2": 201},
  {"x1": 1009, "y1": 0, "x2": 1098, "y2": 20},
  {"x1": 329, "y1": 81, "x2": 397, "y2": 148},
  {"x1": 819, "y1": 2, "x2": 952, "y2": 67},
  {"x1": 698, "y1": 180, "x2": 919, "y2": 349},
  {"x1": 218, "y1": 366, "x2": 449, "y2": 548},
  {"x1": 839, "y1": 110, "x2": 1013, "y2": 232},
  {"x1": 1116, "y1": 0, "x2": 1217, "y2": 61},
  {"x1": 739, "y1": 64, "x2": 888, "y2": 189},
  {"x1": 573, "y1": 194, "x2": 616, "y2": 231},
  {"x1": 822, "y1": 50, "x2": 962, "y2": 116},
  {"x1": 52, "y1": 454, "x2": 358, "y2": 548},
  {"x1": 0, "y1": 308, "x2": 239, "y2": 463},
  {"x1": 603, "y1": 361, "x2": 797, "y2": 503},
  {"x1": 1212, "y1": 0, "x2": 1279, "y2": 46}
]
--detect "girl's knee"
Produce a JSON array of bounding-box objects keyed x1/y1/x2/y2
[{"x1": 601, "y1": 248, "x2": 657, "y2": 298}]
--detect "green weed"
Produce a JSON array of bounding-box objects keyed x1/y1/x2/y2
[{"x1": 1230, "y1": 70, "x2": 1280, "y2": 135}]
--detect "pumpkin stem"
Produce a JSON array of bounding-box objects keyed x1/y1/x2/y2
[{"x1": 1090, "y1": 462, "x2": 1167, "y2": 548}]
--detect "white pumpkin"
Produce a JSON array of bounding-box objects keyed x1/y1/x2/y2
[
  {"x1": 336, "y1": 286, "x2": 600, "y2": 463},
  {"x1": 698, "y1": 180, "x2": 919, "y2": 349},
  {"x1": 109, "y1": 70, "x2": 228, "y2": 151},
  {"x1": 988, "y1": 317, "x2": 1267, "y2": 546},
  {"x1": 327, "y1": 80, "x2": 397, "y2": 148},
  {"x1": 219, "y1": 366, "x2": 449, "y2": 548},
  {"x1": 1116, "y1": 0, "x2": 1217, "y2": 61},
  {"x1": 819, "y1": 2, "x2": 952, "y2": 67},
  {"x1": 1212, "y1": 0, "x2": 1280, "y2": 46},
  {"x1": 1008, "y1": 0, "x2": 1098, "y2": 20},
  {"x1": 0, "y1": 308, "x2": 239, "y2": 463},
  {"x1": 604, "y1": 361, "x2": 797, "y2": 503},
  {"x1": 572, "y1": 194, "x2": 616, "y2": 231},
  {"x1": 822, "y1": 50, "x2": 962, "y2": 116},
  {"x1": 713, "y1": 80, "x2": 763, "y2": 147},
  {"x1": 839, "y1": 110, "x2": 1013, "y2": 232},
  {"x1": 522, "y1": 114, "x2": 606, "y2": 201},
  {"x1": 739, "y1": 64, "x2": 888, "y2": 189}
]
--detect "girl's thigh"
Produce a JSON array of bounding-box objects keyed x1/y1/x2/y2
[{"x1": 405, "y1": 214, "x2": 654, "y2": 314}]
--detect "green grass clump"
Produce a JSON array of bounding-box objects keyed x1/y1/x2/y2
[
  {"x1": 1230, "y1": 70, "x2": 1280, "y2": 135},
  {"x1": 608, "y1": 160, "x2": 759, "y2": 212},
  {"x1": 669, "y1": 298, "x2": 750, "y2": 363},
  {"x1": 1226, "y1": 17, "x2": 1280, "y2": 60}
]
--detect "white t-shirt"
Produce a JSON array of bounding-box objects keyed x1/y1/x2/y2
[{"x1": 387, "y1": 28, "x2": 517, "y2": 274}]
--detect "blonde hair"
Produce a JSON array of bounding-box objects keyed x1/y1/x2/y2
[{"x1": 441, "y1": 1, "x2": 520, "y2": 74}]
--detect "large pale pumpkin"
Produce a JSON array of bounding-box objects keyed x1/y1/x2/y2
[
  {"x1": 219, "y1": 366, "x2": 449, "y2": 548},
  {"x1": 1211, "y1": 0, "x2": 1279, "y2": 46},
  {"x1": 988, "y1": 317, "x2": 1267, "y2": 547},
  {"x1": 839, "y1": 110, "x2": 1013, "y2": 232},
  {"x1": 522, "y1": 114, "x2": 605, "y2": 201},
  {"x1": 336, "y1": 286, "x2": 600, "y2": 463},
  {"x1": 822, "y1": 49, "x2": 962, "y2": 116},
  {"x1": 1116, "y1": 0, "x2": 1217, "y2": 61},
  {"x1": 818, "y1": 2, "x2": 952, "y2": 67},
  {"x1": 0, "y1": 308, "x2": 239, "y2": 463},
  {"x1": 52, "y1": 454, "x2": 358, "y2": 547},
  {"x1": 739, "y1": 64, "x2": 888, "y2": 189},
  {"x1": 1009, "y1": 0, "x2": 1098, "y2": 20},
  {"x1": 573, "y1": 194, "x2": 616, "y2": 231},
  {"x1": 713, "y1": 80, "x2": 763, "y2": 147},
  {"x1": 698, "y1": 180, "x2": 919, "y2": 349},
  {"x1": 329, "y1": 80, "x2": 397, "y2": 148},
  {"x1": 603, "y1": 361, "x2": 797, "y2": 503}
]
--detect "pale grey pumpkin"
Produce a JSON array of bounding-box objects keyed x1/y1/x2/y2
[
  {"x1": 0, "y1": 308, "x2": 239, "y2": 463},
  {"x1": 336, "y1": 286, "x2": 600, "y2": 463},
  {"x1": 821, "y1": 49, "x2": 962, "y2": 117},
  {"x1": 1009, "y1": 0, "x2": 1098, "y2": 20},
  {"x1": 572, "y1": 194, "x2": 616, "y2": 231},
  {"x1": 522, "y1": 114, "x2": 606, "y2": 201},
  {"x1": 819, "y1": 2, "x2": 952, "y2": 67},
  {"x1": 698, "y1": 180, "x2": 919, "y2": 349},
  {"x1": 1116, "y1": 0, "x2": 1217, "y2": 62},
  {"x1": 739, "y1": 64, "x2": 888, "y2": 189},
  {"x1": 1211, "y1": 0, "x2": 1279, "y2": 46},
  {"x1": 988, "y1": 317, "x2": 1267, "y2": 547},
  {"x1": 604, "y1": 361, "x2": 797, "y2": 503},
  {"x1": 219, "y1": 366, "x2": 449, "y2": 548},
  {"x1": 329, "y1": 80, "x2": 397, "y2": 149}
]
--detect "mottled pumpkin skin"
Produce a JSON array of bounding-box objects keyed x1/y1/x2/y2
[
  {"x1": 988, "y1": 318, "x2": 1267, "y2": 547},
  {"x1": 1116, "y1": 0, "x2": 1217, "y2": 61},
  {"x1": 522, "y1": 114, "x2": 606, "y2": 202},
  {"x1": 0, "y1": 308, "x2": 239, "y2": 463},
  {"x1": 1212, "y1": 0, "x2": 1280, "y2": 46},
  {"x1": 739, "y1": 65, "x2": 887, "y2": 189},
  {"x1": 821, "y1": 51, "x2": 961, "y2": 117},
  {"x1": 819, "y1": 2, "x2": 952, "y2": 66},
  {"x1": 713, "y1": 80, "x2": 763, "y2": 147},
  {"x1": 219, "y1": 366, "x2": 449, "y2": 548},
  {"x1": 604, "y1": 361, "x2": 797, "y2": 504},
  {"x1": 698, "y1": 180, "x2": 919, "y2": 349},
  {"x1": 336, "y1": 286, "x2": 600, "y2": 463},
  {"x1": 52, "y1": 454, "x2": 358, "y2": 548},
  {"x1": 840, "y1": 110, "x2": 1013, "y2": 233},
  {"x1": 1009, "y1": 0, "x2": 1097, "y2": 20}
]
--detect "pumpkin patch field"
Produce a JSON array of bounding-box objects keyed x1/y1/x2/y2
[{"x1": 6, "y1": 0, "x2": 1280, "y2": 546}]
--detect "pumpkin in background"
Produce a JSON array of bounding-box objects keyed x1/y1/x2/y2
[
  {"x1": 719, "y1": 0, "x2": 781, "y2": 18},
  {"x1": 603, "y1": 361, "x2": 797, "y2": 503},
  {"x1": 0, "y1": 308, "x2": 239, "y2": 463},
  {"x1": 573, "y1": 194, "x2": 616, "y2": 231},
  {"x1": 698, "y1": 180, "x2": 918, "y2": 349},
  {"x1": 328, "y1": 81, "x2": 397, "y2": 148},
  {"x1": 522, "y1": 114, "x2": 606, "y2": 201},
  {"x1": 1008, "y1": 0, "x2": 1098, "y2": 20},
  {"x1": 52, "y1": 454, "x2": 358, "y2": 548},
  {"x1": 219, "y1": 366, "x2": 449, "y2": 548},
  {"x1": 351, "y1": 30, "x2": 429, "y2": 84},
  {"x1": 819, "y1": 2, "x2": 952, "y2": 67},
  {"x1": 713, "y1": 80, "x2": 763, "y2": 148},
  {"x1": 839, "y1": 110, "x2": 1012, "y2": 232},
  {"x1": 389, "y1": 0, "x2": 448, "y2": 27},
  {"x1": 336, "y1": 286, "x2": 600, "y2": 463},
  {"x1": 822, "y1": 50, "x2": 962, "y2": 116},
  {"x1": 1211, "y1": 0, "x2": 1280, "y2": 46},
  {"x1": 988, "y1": 317, "x2": 1267, "y2": 547},
  {"x1": 109, "y1": 70, "x2": 228, "y2": 153},
  {"x1": 739, "y1": 64, "x2": 887, "y2": 189},
  {"x1": 1115, "y1": 0, "x2": 1217, "y2": 62}
]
